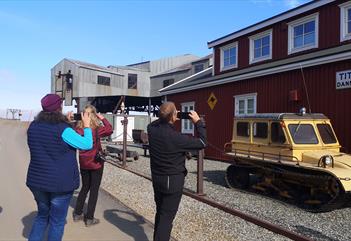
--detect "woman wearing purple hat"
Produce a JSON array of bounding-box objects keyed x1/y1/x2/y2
[{"x1": 26, "y1": 93, "x2": 93, "y2": 241}]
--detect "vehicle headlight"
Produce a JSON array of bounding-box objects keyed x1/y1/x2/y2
[
  {"x1": 325, "y1": 156, "x2": 332, "y2": 165},
  {"x1": 319, "y1": 155, "x2": 334, "y2": 168}
]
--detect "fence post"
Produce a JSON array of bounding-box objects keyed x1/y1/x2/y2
[
  {"x1": 122, "y1": 113, "x2": 128, "y2": 168},
  {"x1": 197, "y1": 149, "x2": 205, "y2": 196}
]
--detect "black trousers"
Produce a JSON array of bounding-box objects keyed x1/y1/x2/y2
[
  {"x1": 152, "y1": 173, "x2": 185, "y2": 241},
  {"x1": 74, "y1": 166, "x2": 103, "y2": 219}
]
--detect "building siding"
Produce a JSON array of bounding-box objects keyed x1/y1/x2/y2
[
  {"x1": 168, "y1": 59, "x2": 351, "y2": 160},
  {"x1": 214, "y1": 0, "x2": 348, "y2": 76}
]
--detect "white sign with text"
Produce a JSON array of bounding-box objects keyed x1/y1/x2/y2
[{"x1": 336, "y1": 70, "x2": 351, "y2": 90}]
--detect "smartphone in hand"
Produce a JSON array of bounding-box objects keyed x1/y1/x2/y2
[
  {"x1": 73, "y1": 113, "x2": 82, "y2": 121},
  {"x1": 177, "y1": 112, "x2": 191, "y2": 119}
]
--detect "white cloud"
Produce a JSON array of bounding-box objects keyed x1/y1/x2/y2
[{"x1": 284, "y1": 0, "x2": 302, "y2": 9}]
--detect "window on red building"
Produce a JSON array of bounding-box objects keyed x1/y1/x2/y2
[
  {"x1": 288, "y1": 13, "x2": 319, "y2": 54},
  {"x1": 340, "y1": 1, "x2": 351, "y2": 42},
  {"x1": 234, "y1": 93, "x2": 257, "y2": 116},
  {"x1": 220, "y1": 42, "x2": 238, "y2": 71},
  {"x1": 249, "y1": 29, "x2": 272, "y2": 64},
  {"x1": 181, "y1": 102, "x2": 194, "y2": 134}
]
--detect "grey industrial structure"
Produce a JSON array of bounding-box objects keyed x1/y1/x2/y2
[{"x1": 51, "y1": 54, "x2": 213, "y2": 113}]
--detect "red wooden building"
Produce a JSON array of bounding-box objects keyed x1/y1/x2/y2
[{"x1": 160, "y1": 0, "x2": 351, "y2": 160}]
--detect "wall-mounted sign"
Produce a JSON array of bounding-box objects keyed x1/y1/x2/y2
[
  {"x1": 207, "y1": 92, "x2": 218, "y2": 110},
  {"x1": 336, "y1": 70, "x2": 351, "y2": 90}
]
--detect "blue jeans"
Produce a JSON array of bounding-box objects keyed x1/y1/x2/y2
[{"x1": 29, "y1": 188, "x2": 73, "y2": 241}]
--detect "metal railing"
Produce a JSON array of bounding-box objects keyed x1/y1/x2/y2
[{"x1": 224, "y1": 142, "x2": 300, "y2": 164}]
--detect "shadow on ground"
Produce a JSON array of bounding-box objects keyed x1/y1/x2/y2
[
  {"x1": 21, "y1": 211, "x2": 36, "y2": 238},
  {"x1": 104, "y1": 209, "x2": 150, "y2": 241},
  {"x1": 294, "y1": 225, "x2": 338, "y2": 241},
  {"x1": 189, "y1": 170, "x2": 227, "y2": 187}
]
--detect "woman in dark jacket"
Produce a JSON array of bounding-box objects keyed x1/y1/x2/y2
[
  {"x1": 73, "y1": 104, "x2": 113, "y2": 226},
  {"x1": 27, "y1": 94, "x2": 93, "y2": 241}
]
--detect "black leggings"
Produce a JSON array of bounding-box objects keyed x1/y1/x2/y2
[{"x1": 74, "y1": 167, "x2": 103, "y2": 219}]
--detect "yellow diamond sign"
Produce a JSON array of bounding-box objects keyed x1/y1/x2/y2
[{"x1": 207, "y1": 92, "x2": 217, "y2": 110}]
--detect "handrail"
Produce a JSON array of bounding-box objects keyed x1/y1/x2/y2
[{"x1": 224, "y1": 143, "x2": 300, "y2": 164}]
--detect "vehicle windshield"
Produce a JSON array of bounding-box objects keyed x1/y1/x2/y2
[
  {"x1": 317, "y1": 124, "x2": 337, "y2": 144},
  {"x1": 288, "y1": 124, "x2": 319, "y2": 144}
]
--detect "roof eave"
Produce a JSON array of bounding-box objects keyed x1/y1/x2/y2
[
  {"x1": 159, "y1": 67, "x2": 213, "y2": 93},
  {"x1": 160, "y1": 49, "x2": 351, "y2": 95},
  {"x1": 207, "y1": 0, "x2": 335, "y2": 49}
]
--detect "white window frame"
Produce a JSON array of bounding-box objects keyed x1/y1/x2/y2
[
  {"x1": 340, "y1": 1, "x2": 351, "y2": 42},
  {"x1": 220, "y1": 42, "x2": 238, "y2": 71},
  {"x1": 234, "y1": 93, "x2": 257, "y2": 116},
  {"x1": 288, "y1": 13, "x2": 319, "y2": 55},
  {"x1": 249, "y1": 29, "x2": 273, "y2": 64},
  {"x1": 181, "y1": 101, "x2": 195, "y2": 134}
]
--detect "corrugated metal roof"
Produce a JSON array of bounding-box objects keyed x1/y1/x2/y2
[
  {"x1": 151, "y1": 54, "x2": 212, "y2": 78},
  {"x1": 127, "y1": 60, "x2": 150, "y2": 67},
  {"x1": 107, "y1": 65, "x2": 150, "y2": 72},
  {"x1": 151, "y1": 62, "x2": 192, "y2": 78},
  {"x1": 191, "y1": 54, "x2": 213, "y2": 64},
  {"x1": 66, "y1": 59, "x2": 123, "y2": 76}
]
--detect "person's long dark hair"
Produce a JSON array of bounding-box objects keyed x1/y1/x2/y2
[{"x1": 35, "y1": 111, "x2": 69, "y2": 124}]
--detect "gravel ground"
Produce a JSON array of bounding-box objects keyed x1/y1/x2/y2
[
  {"x1": 101, "y1": 161, "x2": 289, "y2": 241},
  {"x1": 102, "y1": 144, "x2": 351, "y2": 241}
]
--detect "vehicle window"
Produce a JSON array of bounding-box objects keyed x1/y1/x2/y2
[
  {"x1": 317, "y1": 124, "x2": 337, "y2": 144},
  {"x1": 237, "y1": 122, "x2": 249, "y2": 137},
  {"x1": 288, "y1": 124, "x2": 318, "y2": 144},
  {"x1": 253, "y1": 122, "x2": 268, "y2": 139},
  {"x1": 271, "y1": 122, "x2": 286, "y2": 144}
]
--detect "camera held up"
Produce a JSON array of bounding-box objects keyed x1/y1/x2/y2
[{"x1": 177, "y1": 112, "x2": 191, "y2": 119}]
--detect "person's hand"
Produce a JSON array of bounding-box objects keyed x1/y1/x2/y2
[
  {"x1": 176, "y1": 111, "x2": 180, "y2": 121},
  {"x1": 96, "y1": 113, "x2": 105, "y2": 120},
  {"x1": 82, "y1": 112, "x2": 91, "y2": 128},
  {"x1": 66, "y1": 111, "x2": 74, "y2": 122},
  {"x1": 189, "y1": 111, "x2": 200, "y2": 124}
]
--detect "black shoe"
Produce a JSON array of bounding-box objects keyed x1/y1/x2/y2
[
  {"x1": 85, "y1": 217, "x2": 100, "y2": 227},
  {"x1": 72, "y1": 212, "x2": 84, "y2": 222}
]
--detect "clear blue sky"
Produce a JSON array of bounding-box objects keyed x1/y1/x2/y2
[{"x1": 0, "y1": 0, "x2": 310, "y2": 110}]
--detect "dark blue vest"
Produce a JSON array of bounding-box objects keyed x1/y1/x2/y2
[{"x1": 26, "y1": 121, "x2": 79, "y2": 192}]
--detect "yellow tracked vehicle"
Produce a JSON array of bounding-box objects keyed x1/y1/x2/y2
[{"x1": 224, "y1": 111, "x2": 351, "y2": 212}]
